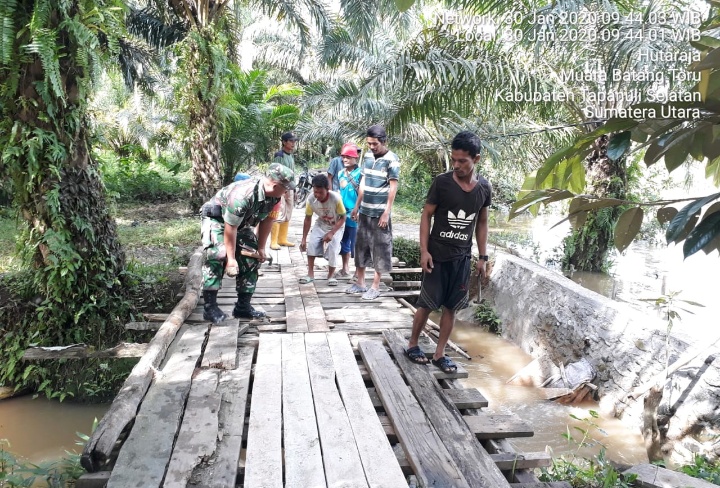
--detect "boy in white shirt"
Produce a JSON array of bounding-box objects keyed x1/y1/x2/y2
[{"x1": 299, "y1": 174, "x2": 346, "y2": 286}]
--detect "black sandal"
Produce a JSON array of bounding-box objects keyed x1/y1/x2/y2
[
  {"x1": 405, "y1": 346, "x2": 429, "y2": 364},
  {"x1": 431, "y1": 356, "x2": 457, "y2": 374}
]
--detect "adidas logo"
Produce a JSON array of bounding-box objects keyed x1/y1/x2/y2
[{"x1": 448, "y1": 209, "x2": 475, "y2": 229}]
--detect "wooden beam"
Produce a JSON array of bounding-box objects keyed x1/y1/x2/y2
[
  {"x1": 623, "y1": 464, "x2": 717, "y2": 488},
  {"x1": 23, "y1": 343, "x2": 147, "y2": 360},
  {"x1": 81, "y1": 246, "x2": 204, "y2": 473}
]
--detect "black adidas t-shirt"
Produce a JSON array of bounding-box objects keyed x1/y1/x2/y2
[{"x1": 426, "y1": 171, "x2": 492, "y2": 262}]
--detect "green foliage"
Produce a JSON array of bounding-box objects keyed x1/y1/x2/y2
[
  {"x1": 392, "y1": 237, "x2": 421, "y2": 268},
  {"x1": 0, "y1": 420, "x2": 95, "y2": 487},
  {"x1": 98, "y1": 151, "x2": 191, "y2": 203},
  {"x1": 680, "y1": 455, "x2": 720, "y2": 484},
  {"x1": 539, "y1": 411, "x2": 638, "y2": 488},
  {"x1": 473, "y1": 301, "x2": 501, "y2": 334}
]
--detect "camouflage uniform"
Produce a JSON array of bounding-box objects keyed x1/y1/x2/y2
[{"x1": 201, "y1": 178, "x2": 279, "y2": 293}]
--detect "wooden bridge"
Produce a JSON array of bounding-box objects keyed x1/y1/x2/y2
[{"x1": 75, "y1": 243, "x2": 569, "y2": 488}]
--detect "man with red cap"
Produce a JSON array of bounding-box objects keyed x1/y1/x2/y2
[{"x1": 336, "y1": 143, "x2": 362, "y2": 277}]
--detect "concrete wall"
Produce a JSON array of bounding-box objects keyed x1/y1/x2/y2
[{"x1": 481, "y1": 251, "x2": 720, "y2": 463}]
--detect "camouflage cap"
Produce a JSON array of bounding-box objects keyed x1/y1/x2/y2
[{"x1": 267, "y1": 163, "x2": 296, "y2": 190}]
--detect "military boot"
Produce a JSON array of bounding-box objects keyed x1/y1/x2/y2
[
  {"x1": 233, "y1": 293, "x2": 267, "y2": 319},
  {"x1": 203, "y1": 290, "x2": 227, "y2": 324}
]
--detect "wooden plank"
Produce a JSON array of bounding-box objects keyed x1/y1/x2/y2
[
  {"x1": 463, "y1": 415, "x2": 534, "y2": 439},
  {"x1": 326, "y1": 333, "x2": 407, "y2": 488},
  {"x1": 317, "y1": 289, "x2": 419, "y2": 297},
  {"x1": 282, "y1": 334, "x2": 326, "y2": 487},
  {"x1": 191, "y1": 345, "x2": 255, "y2": 487},
  {"x1": 201, "y1": 321, "x2": 239, "y2": 369},
  {"x1": 392, "y1": 448, "x2": 551, "y2": 474},
  {"x1": 383, "y1": 329, "x2": 508, "y2": 488},
  {"x1": 358, "y1": 361, "x2": 469, "y2": 380},
  {"x1": 367, "y1": 387, "x2": 488, "y2": 410},
  {"x1": 304, "y1": 333, "x2": 368, "y2": 487},
  {"x1": 289, "y1": 247, "x2": 330, "y2": 332},
  {"x1": 376, "y1": 414, "x2": 532, "y2": 443},
  {"x1": 325, "y1": 309, "x2": 413, "y2": 322},
  {"x1": 333, "y1": 323, "x2": 413, "y2": 333},
  {"x1": 282, "y1": 263, "x2": 309, "y2": 333},
  {"x1": 256, "y1": 324, "x2": 287, "y2": 332},
  {"x1": 623, "y1": 464, "x2": 718, "y2": 487},
  {"x1": 76, "y1": 471, "x2": 111, "y2": 488},
  {"x1": 244, "y1": 334, "x2": 283, "y2": 488},
  {"x1": 358, "y1": 339, "x2": 471, "y2": 488},
  {"x1": 23, "y1": 342, "x2": 148, "y2": 359},
  {"x1": 107, "y1": 324, "x2": 208, "y2": 488},
  {"x1": 164, "y1": 369, "x2": 221, "y2": 486},
  {"x1": 490, "y1": 453, "x2": 552, "y2": 470}
]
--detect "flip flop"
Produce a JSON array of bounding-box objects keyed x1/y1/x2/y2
[
  {"x1": 405, "y1": 346, "x2": 429, "y2": 365},
  {"x1": 328, "y1": 278, "x2": 338, "y2": 286},
  {"x1": 431, "y1": 356, "x2": 458, "y2": 374},
  {"x1": 299, "y1": 276, "x2": 314, "y2": 284}
]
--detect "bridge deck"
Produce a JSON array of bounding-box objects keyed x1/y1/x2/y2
[{"x1": 79, "y1": 244, "x2": 564, "y2": 488}]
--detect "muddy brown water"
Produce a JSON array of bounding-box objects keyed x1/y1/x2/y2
[
  {"x1": 448, "y1": 319, "x2": 649, "y2": 466},
  {"x1": 0, "y1": 395, "x2": 108, "y2": 463}
]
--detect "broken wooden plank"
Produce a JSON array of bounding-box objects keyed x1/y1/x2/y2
[
  {"x1": 305, "y1": 333, "x2": 367, "y2": 487},
  {"x1": 326, "y1": 333, "x2": 407, "y2": 488},
  {"x1": 490, "y1": 452, "x2": 552, "y2": 470},
  {"x1": 201, "y1": 321, "x2": 239, "y2": 369},
  {"x1": 23, "y1": 342, "x2": 147, "y2": 360},
  {"x1": 191, "y1": 345, "x2": 255, "y2": 487},
  {"x1": 358, "y1": 339, "x2": 471, "y2": 488},
  {"x1": 164, "y1": 369, "x2": 221, "y2": 486},
  {"x1": 282, "y1": 334, "x2": 325, "y2": 487},
  {"x1": 107, "y1": 324, "x2": 208, "y2": 488},
  {"x1": 244, "y1": 334, "x2": 283, "y2": 488},
  {"x1": 75, "y1": 471, "x2": 111, "y2": 488},
  {"x1": 623, "y1": 463, "x2": 717, "y2": 488},
  {"x1": 383, "y1": 329, "x2": 509, "y2": 487},
  {"x1": 463, "y1": 414, "x2": 534, "y2": 439},
  {"x1": 124, "y1": 322, "x2": 159, "y2": 331}
]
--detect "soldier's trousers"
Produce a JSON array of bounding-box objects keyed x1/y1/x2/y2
[{"x1": 201, "y1": 218, "x2": 260, "y2": 294}]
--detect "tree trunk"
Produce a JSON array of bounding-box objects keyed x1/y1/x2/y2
[
  {"x1": 0, "y1": 1, "x2": 130, "y2": 397},
  {"x1": 564, "y1": 134, "x2": 627, "y2": 272},
  {"x1": 186, "y1": 34, "x2": 223, "y2": 210},
  {"x1": 189, "y1": 97, "x2": 223, "y2": 209}
]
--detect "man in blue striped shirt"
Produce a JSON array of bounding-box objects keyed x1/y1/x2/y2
[{"x1": 347, "y1": 125, "x2": 400, "y2": 300}]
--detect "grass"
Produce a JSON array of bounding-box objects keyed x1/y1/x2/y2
[{"x1": 117, "y1": 218, "x2": 199, "y2": 249}]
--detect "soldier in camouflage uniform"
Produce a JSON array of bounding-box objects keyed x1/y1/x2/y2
[{"x1": 200, "y1": 163, "x2": 296, "y2": 323}]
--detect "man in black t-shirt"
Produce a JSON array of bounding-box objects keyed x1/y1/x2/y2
[{"x1": 405, "y1": 131, "x2": 491, "y2": 374}]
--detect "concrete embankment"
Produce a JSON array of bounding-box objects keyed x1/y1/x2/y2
[{"x1": 481, "y1": 251, "x2": 720, "y2": 464}]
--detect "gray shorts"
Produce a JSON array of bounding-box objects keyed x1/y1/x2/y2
[{"x1": 354, "y1": 213, "x2": 393, "y2": 273}]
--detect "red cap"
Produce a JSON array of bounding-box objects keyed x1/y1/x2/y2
[{"x1": 340, "y1": 143, "x2": 359, "y2": 158}]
